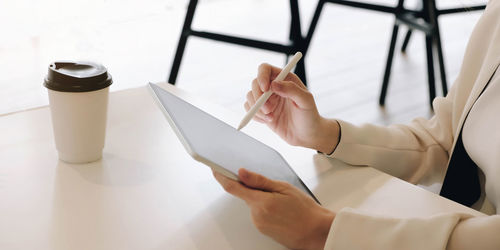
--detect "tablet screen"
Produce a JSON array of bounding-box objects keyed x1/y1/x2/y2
[{"x1": 150, "y1": 83, "x2": 317, "y2": 202}]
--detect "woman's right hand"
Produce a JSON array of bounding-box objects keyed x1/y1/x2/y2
[{"x1": 245, "y1": 63, "x2": 340, "y2": 154}]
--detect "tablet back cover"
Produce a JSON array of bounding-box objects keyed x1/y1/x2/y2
[{"x1": 149, "y1": 83, "x2": 317, "y2": 202}]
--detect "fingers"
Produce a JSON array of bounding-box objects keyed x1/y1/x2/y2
[
  {"x1": 252, "y1": 63, "x2": 307, "y2": 115},
  {"x1": 257, "y1": 63, "x2": 305, "y2": 92},
  {"x1": 250, "y1": 78, "x2": 279, "y2": 115},
  {"x1": 257, "y1": 63, "x2": 289, "y2": 92},
  {"x1": 262, "y1": 93, "x2": 279, "y2": 115},
  {"x1": 238, "y1": 168, "x2": 287, "y2": 193},
  {"x1": 271, "y1": 80, "x2": 315, "y2": 109},
  {"x1": 213, "y1": 170, "x2": 258, "y2": 203},
  {"x1": 244, "y1": 102, "x2": 267, "y2": 123},
  {"x1": 251, "y1": 79, "x2": 263, "y2": 105},
  {"x1": 257, "y1": 63, "x2": 274, "y2": 92},
  {"x1": 245, "y1": 91, "x2": 273, "y2": 122}
]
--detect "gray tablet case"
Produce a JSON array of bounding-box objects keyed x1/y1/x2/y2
[{"x1": 149, "y1": 83, "x2": 318, "y2": 203}]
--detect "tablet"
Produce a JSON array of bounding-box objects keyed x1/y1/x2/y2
[{"x1": 149, "y1": 83, "x2": 318, "y2": 203}]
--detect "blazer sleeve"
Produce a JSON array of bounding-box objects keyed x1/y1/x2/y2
[
  {"x1": 326, "y1": 0, "x2": 500, "y2": 186},
  {"x1": 324, "y1": 208, "x2": 500, "y2": 250},
  {"x1": 328, "y1": 90, "x2": 456, "y2": 185}
]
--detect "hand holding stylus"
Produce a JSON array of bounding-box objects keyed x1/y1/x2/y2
[
  {"x1": 240, "y1": 57, "x2": 340, "y2": 155},
  {"x1": 237, "y1": 52, "x2": 303, "y2": 130}
]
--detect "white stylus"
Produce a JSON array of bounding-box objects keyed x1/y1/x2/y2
[{"x1": 237, "y1": 52, "x2": 303, "y2": 130}]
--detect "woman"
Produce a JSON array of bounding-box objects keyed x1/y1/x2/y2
[{"x1": 213, "y1": 0, "x2": 500, "y2": 249}]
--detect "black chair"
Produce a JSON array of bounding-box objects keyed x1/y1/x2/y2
[
  {"x1": 170, "y1": 0, "x2": 485, "y2": 107},
  {"x1": 307, "y1": 0, "x2": 485, "y2": 107},
  {"x1": 381, "y1": 0, "x2": 486, "y2": 106},
  {"x1": 168, "y1": 0, "x2": 319, "y2": 86}
]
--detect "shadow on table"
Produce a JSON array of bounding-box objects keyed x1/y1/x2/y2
[
  {"x1": 187, "y1": 196, "x2": 283, "y2": 250},
  {"x1": 158, "y1": 192, "x2": 285, "y2": 250},
  {"x1": 56, "y1": 152, "x2": 156, "y2": 186},
  {"x1": 311, "y1": 154, "x2": 389, "y2": 211},
  {"x1": 48, "y1": 154, "x2": 159, "y2": 249}
]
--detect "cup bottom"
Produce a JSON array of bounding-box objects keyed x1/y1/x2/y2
[{"x1": 58, "y1": 150, "x2": 103, "y2": 164}]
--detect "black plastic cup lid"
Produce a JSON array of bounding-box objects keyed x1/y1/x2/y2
[{"x1": 44, "y1": 61, "x2": 113, "y2": 92}]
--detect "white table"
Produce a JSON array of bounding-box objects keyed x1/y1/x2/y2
[{"x1": 0, "y1": 83, "x2": 484, "y2": 250}]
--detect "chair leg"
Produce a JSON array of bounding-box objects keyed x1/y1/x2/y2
[
  {"x1": 305, "y1": 0, "x2": 326, "y2": 50},
  {"x1": 401, "y1": 0, "x2": 421, "y2": 53},
  {"x1": 168, "y1": 0, "x2": 198, "y2": 85},
  {"x1": 425, "y1": 34, "x2": 436, "y2": 107},
  {"x1": 379, "y1": 22, "x2": 400, "y2": 106},
  {"x1": 401, "y1": 29, "x2": 413, "y2": 53},
  {"x1": 289, "y1": 0, "x2": 307, "y2": 84},
  {"x1": 295, "y1": 60, "x2": 307, "y2": 84},
  {"x1": 297, "y1": 0, "x2": 328, "y2": 87},
  {"x1": 284, "y1": 54, "x2": 306, "y2": 82},
  {"x1": 433, "y1": 19, "x2": 448, "y2": 96}
]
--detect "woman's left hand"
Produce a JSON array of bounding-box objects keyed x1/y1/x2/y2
[{"x1": 213, "y1": 168, "x2": 335, "y2": 250}]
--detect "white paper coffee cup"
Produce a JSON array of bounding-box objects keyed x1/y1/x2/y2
[{"x1": 44, "y1": 61, "x2": 113, "y2": 164}]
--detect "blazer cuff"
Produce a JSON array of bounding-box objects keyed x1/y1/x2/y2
[
  {"x1": 324, "y1": 208, "x2": 464, "y2": 250},
  {"x1": 323, "y1": 120, "x2": 354, "y2": 159}
]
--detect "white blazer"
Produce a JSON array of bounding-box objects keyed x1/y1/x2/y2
[{"x1": 324, "y1": 0, "x2": 500, "y2": 249}]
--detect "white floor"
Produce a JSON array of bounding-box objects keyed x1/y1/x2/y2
[{"x1": 0, "y1": 0, "x2": 484, "y2": 127}]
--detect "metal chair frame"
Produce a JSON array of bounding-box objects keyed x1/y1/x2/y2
[
  {"x1": 168, "y1": 0, "x2": 317, "y2": 85},
  {"x1": 169, "y1": 0, "x2": 485, "y2": 107},
  {"x1": 307, "y1": 0, "x2": 485, "y2": 106}
]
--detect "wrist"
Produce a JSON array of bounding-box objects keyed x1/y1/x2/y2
[
  {"x1": 314, "y1": 118, "x2": 340, "y2": 155},
  {"x1": 306, "y1": 208, "x2": 335, "y2": 250}
]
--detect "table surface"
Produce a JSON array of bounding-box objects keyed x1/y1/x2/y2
[{"x1": 0, "y1": 83, "x2": 484, "y2": 250}]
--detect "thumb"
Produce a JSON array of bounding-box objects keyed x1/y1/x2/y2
[
  {"x1": 271, "y1": 80, "x2": 315, "y2": 109},
  {"x1": 238, "y1": 168, "x2": 285, "y2": 192}
]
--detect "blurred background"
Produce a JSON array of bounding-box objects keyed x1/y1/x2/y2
[{"x1": 0, "y1": 0, "x2": 484, "y2": 124}]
